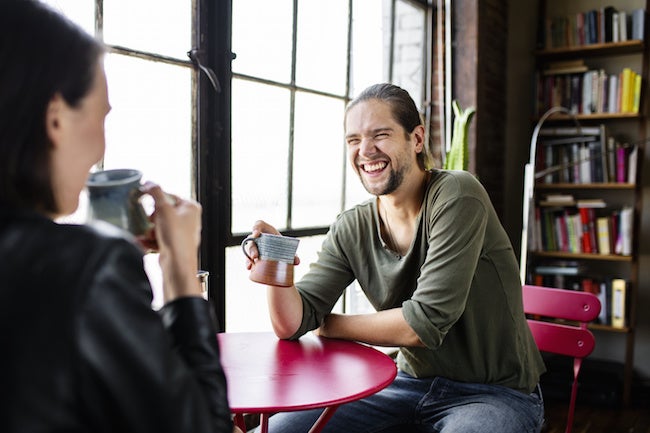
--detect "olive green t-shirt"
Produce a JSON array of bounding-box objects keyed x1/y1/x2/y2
[{"x1": 292, "y1": 169, "x2": 545, "y2": 393}]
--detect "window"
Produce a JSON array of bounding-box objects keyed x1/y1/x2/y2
[
  {"x1": 43, "y1": 0, "x2": 437, "y2": 329},
  {"x1": 44, "y1": 0, "x2": 196, "y2": 309},
  {"x1": 226, "y1": 0, "x2": 433, "y2": 331}
]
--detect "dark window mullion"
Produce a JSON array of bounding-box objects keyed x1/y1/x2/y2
[
  {"x1": 286, "y1": 0, "x2": 299, "y2": 230},
  {"x1": 95, "y1": 0, "x2": 103, "y2": 40},
  {"x1": 388, "y1": 0, "x2": 396, "y2": 82},
  {"x1": 340, "y1": 0, "x2": 353, "y2": 214}
]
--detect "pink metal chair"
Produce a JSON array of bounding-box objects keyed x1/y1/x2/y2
[{"x1": 522, "y1": 284, "x2": 601, "y2": 433}]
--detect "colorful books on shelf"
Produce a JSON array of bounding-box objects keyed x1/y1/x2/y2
[
  {"x1": 541, "y1": 6, "x2": 645, "y2": 49},
  {"x1": 534, "y1": 66, "x2": 641, "y2": 117},
  {"x1": 531, "y1": 202, "x2": 632, "y2": 256},
  {"x1": 536, "y1": 125, "x2": 608, "y2": 184},
  {"x1": 529, "y1": 267, "x2": 627, "y2": 327},
  {"x1": 536, "y1": 125, "x2": 638, "y2": 184}
]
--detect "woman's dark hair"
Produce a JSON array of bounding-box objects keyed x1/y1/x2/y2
[
  {"x1": 346, "y1": 83, "x2": 431, "y2": 169},
  {"x1": 0, "y1": 0, "x2": 104, "y2": 213}
]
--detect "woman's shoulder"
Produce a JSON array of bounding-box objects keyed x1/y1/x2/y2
[{"x1": 2, "y1": 211, "x2": 141, "y2": 264}]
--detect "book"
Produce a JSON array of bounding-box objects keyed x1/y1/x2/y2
[
  {"x1": 619, "y1": 10, "x2": 628, "y2": 41},
  {"x1": 619, "y1": 206, "x2": 633, "y2": 256},
  {"x1": 632, "y1": 73, "x2": 642, "y2": 113},
  {"x1": 596, "y1": 217, "x2": 611, "y2": 255},
  {"x1": 608, "y1": 74, "x2": 618, "y2": 113},
  {"x1": 540, "y1": 193, "x2": 575, "y2": 206},
  {"x1": 597, "y1": 281, "x2": 609, "y2": 324},
  {"x1": 543, "y1": 65, "x2": 589, "y2": 75},
  {"x1": 616, "y1": 145, "x2": 627, "y2": 183},
  {"x1": 578, "y1": 206, "x2": 595, "y2": 253},
  {"x1": 613, "y1": 11, "x2": 620, "y2": 43},
  {"x1": 627, "y1": 145, "x2": 638, "y2": 184},
  {"x1": 535, "y1": 260, "x2": 584, "y2": 275},
  {"x1": 604, "y1": 6, "x2": 617, "y2": 42},
  {"x1": 611, "y1": 278, "x2": 626, "y2": 328},
  {"x1": 620, "y1": 68, "x2": 633, "y2": 113},
  {"x1": 539, "y1": 126, "x2": 601, "y2": 136},
  {"x1": 606, "y1": 136, "x2": 616, "y2": 182},
  {"x1": 632, "y1": 8, "x2": 645, "y2": 41},
  {"x1": 576, "y1": 198, "x2": 606, "y2": 208},
  {"x1": 566, "y1": 212, "x2": 581, "y2": 253}
]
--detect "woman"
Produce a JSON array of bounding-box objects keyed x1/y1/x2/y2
[{"x1": 0, "y1": 1, "x2": 235, "y2": 432}]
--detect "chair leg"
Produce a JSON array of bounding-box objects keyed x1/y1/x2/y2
[{"x1": 564, "y1": 358, "x2": 583, "y2": 433}]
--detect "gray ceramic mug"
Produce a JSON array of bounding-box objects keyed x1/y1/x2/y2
[
  {"x1": 242, "y1": 233, "x2": 300, "y2": 287},
  {"x1": 85, "y1": 169, "x2": 153, "y2": 237}
]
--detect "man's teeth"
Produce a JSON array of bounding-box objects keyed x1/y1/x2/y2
[{"x1": 363, "y1": 162, "x2": 386, "y2": 172}]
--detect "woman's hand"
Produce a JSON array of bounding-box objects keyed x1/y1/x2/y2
[{"x1": 141, "y1": 182, "x2": 203, "y2": 302}]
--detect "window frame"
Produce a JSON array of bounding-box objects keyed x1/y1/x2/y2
[
  {"x1": 52, "y1": 0, "x2": 437, "y2": 330},
  {"x1": 209, "y1": 0, "x2": 436, "y2": 329},
  {"x1": 227, "y1": 0, "x2": 434, "y2": 243}
]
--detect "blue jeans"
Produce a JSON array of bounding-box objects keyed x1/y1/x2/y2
[{"x1": 259, "y1": 371, "x2": 544, "y2": 433}]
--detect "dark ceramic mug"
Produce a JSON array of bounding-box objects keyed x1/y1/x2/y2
[{"x1": 85, "y1": 169, "x2": 153, "y2": 237}]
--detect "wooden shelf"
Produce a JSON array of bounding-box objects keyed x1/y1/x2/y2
[
  {"x1": 532, "y1": 112, "x2": 643, "y2": 121},
  {"x1": 589, "y1": 323, "x2": 632, "y2": 333},
  {"x1": 535, "y1": 183, "x2": 636, "y2": 190},
  {"x1": 535, "y1": 40, "x2": 645, "y2": 59},
  {"x1": 531, "y1": 251, "x2": 633, "y2": 262}
]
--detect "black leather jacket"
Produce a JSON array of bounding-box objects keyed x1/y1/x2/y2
[{"x1": 0, "y1": 207, "x2": 232, "y2": 433}]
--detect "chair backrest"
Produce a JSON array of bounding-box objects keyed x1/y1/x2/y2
[{"x1": 522, "y1": 284, "x2": 601, "y2": 433}]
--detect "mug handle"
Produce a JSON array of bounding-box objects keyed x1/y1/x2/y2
[{"x1": 241, "y1": 236, "x2": 257, "y2": 262}]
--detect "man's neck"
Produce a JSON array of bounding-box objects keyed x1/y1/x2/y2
[{"x1": 380, "y1": 169, "x2": 429, "y2": 221}]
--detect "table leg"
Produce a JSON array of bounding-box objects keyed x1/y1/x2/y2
[
  {"x1": 259, "y1": 413, "x2": 270, "y2": 433},
  {"x1": 308, "y1": 405, "x2": 340, "y2": 433},
  {"x1": 234, "y1": 414, "x2": 247, "y2": 433}
]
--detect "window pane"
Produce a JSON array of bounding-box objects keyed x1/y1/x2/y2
[
  {"x1": 226, "y1": 235, "x2": 342, "y2": 332},
  {"x1": 103, "y1": 0, "x2": 191, "y2": 60},
  {"x1": 350, "y1": 0, "x2": 391, "y2": 96},
  {"x1": 103, "y1": 54, "x2": 192, "y2": 198},
  {"x1": 232, "y1": 0, "x2": 293, "y2": 83},
  {"x1": 393, "y1": 0, "x2": 426, "y2": 106},
  {"x1": 231, "y1": 80, "x2": 291, "y2": 233},
  {"x1": 295, "y1": 0, "x2": 349, "y2": 95},
  {"x1": 42, "y1": 0, "x2": 95, "y2": 35},
  {"x1": 292, "y1": 92, "x2": 345, "y2": 227}
]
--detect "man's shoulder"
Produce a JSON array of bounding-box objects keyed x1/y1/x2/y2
[
  {"x1": 429, "y1": 169, "x2": 486, "y2": 198},
  {"x1": 334, "y1": 197, "x2": 375, "y2": 224}
]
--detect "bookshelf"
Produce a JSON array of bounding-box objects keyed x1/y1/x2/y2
[{"x1": 522, "y1": 0, "x2": 648, "y2": 406}]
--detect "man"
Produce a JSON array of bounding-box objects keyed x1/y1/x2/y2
[{"x1": 246, "y1": 83, "x2": 545, "y2": 433}]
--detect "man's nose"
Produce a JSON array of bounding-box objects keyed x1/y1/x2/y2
[{"x1": 359, "y1": 138, "x2": 376, "y2": 157}]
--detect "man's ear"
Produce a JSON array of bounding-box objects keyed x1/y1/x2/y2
[
  {"x1": 45, "y1": 93, "x2": 65, "y2": 148},
  {"x1": 412, "y1": 124, "x2": 426, "y2": 153}
]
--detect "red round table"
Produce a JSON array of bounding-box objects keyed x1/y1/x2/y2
[{"x1": 218, "y1": 332, "x2": 397, "y2": 433}]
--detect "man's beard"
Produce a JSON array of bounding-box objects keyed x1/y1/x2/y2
[{"x1": 359, "y1": 165, "x2": 405, "y2": 196}]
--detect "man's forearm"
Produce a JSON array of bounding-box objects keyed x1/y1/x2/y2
[
  {"x1": 317, "y1": 308, "x2": 424, "y2": 347},
  {"x1": 267, "y1": 285, "x2": 304, "y2": 339}
]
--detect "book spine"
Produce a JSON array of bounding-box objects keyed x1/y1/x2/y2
[
  {"x1": 611, "y1": 278, "x2": 626, "y2": 328},
  {"x1": 620, "y1": 206, "x2": 633, "y2": 256},
  {"x1": 596, "y1": 216, "x2": 611, "y2": 255},
  {"x1": 579, "y1": 207, "x2": 593, "y2": 253},
  {"x1": 633, "y1": 74, "x2": 642, "y2": 113},
  {"x1": 616, "y1": 145, "x2": 627, "y2": 183}
]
